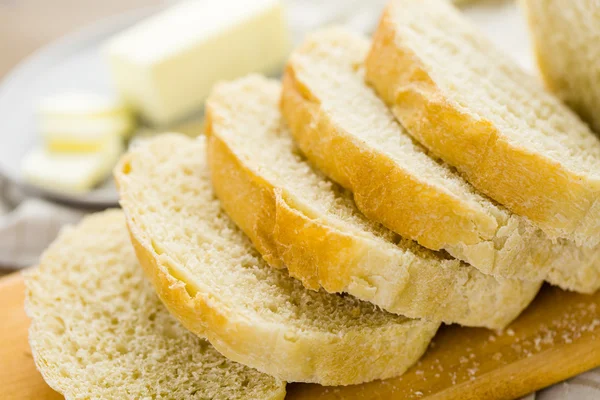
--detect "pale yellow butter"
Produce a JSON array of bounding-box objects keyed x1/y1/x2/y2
[
  {"x1": 39, "y1": 92, "x2": 134, "y2": 152},
  {"x1": 105, "y1": 0, "x2": 290, "y2": 126},
  {"x1": 21, "y1": 136, "x2": 124, "y2": 193}
]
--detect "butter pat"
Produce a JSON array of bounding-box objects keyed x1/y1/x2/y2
[
  {"x1": 105, "y1": 0, "x2": 290, "y2": 126},
  {"x1": 21, "y1": 136, "x2": 123, "y2": 193},
  {"x1": 39, "y1": 92, "x2": 134, "y2": 152}
]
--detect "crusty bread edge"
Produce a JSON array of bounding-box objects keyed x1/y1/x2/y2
[
  {"x1": 205, "y1": 123, "x2": 371, "y2": 292},
  {"x1": 203, "y1": 113, "x2": 284, "y2": 270},
  {"x1": 115, "y1": 137, "x2": 438, "y2": 385},
  {"x1": 281, "y1": 57, "x2": 500, "y2": 252},
  {"x1": 364, "y1": 4, "x2": 600, "y2": 246},
  {"x1": 272, "y1": 191, "x2": 538, "y2": 329}
]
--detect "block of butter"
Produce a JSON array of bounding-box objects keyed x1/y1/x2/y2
[
  {"x1": 21, "y1": 135, "x2": 124, "y2": 193},
  {"x1": 39, "y1": 92, "x2": 134, "y2": 153},
  {"x1": 105, "y1": 0, "x2": 290, "y2": 126}
]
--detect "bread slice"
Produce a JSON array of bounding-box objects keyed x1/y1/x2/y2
[
  {"x1": 24, "y1": 210, "x2": 286, "y2": 400},
  {"x1": 205, "y1": 74, "x2": 540, "y2": 328},
  {"x1": 281, "y1": 28, "x2": 600, "y2": 293},
  {"x1": 521, "y1": 0, "x2": 600, "y2": 133},
  {"x1": 365, "y1": 0, "x2": 600, "y2": 247},
  {"x1": 115, "y1": 133, "x2": 439, "y2": 385}
]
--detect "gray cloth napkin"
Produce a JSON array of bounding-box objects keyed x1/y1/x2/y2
[{"x1": 0, "y1": 177, "x2": 85, "y2": 269}]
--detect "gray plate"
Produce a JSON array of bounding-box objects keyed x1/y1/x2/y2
[{"x1": 0, "y1": 7, "x2": 160, "y2": 208}]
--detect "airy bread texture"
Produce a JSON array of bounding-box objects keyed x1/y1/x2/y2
[
  {"x1": 24, "y1": 210, "x2": 286, "y2": 400},
  {"x1": 522, "y1": 0, "x2": 600, "y2": 133},
  {"x1": 205, "y1": 74, "x2": 540, "y2": 328},
  {"x1": 281, "y1": 28, "x2": 600, "y2": 293},
  {"x1": 115, "y1": 133, "x2": 439, "y2": 385},
  {"x1": 365, "y1": 0, "x2": 600, "y2": 247}
]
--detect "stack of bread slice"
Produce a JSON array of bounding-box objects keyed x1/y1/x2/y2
[{"x1": 25, "y1": 0, "x2": 600, "y2": 397}]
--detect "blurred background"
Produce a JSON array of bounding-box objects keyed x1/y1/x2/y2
[{"x1": 0, "y1": 1, "x2": 162, "y2": 78}]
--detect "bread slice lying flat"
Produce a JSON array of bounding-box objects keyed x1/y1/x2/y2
[
  {"x1": 24, "y1": 210, "x2": 286, "y2": 400},
  {"x1": 281, "y1": 28, "x2": 600, "y2": 293},
  {"x1": 115, "y1": 134, "x2": 439, "y2": 385},
  {"x1": 522, "y1": 0, "x2": 600, "y2": 133},
  {"x1": 205, "y1": 74, "x2": 540, "y2": 328},
  {"x1": 365, "y1": 0, "x2": 600, "y2": 247}
]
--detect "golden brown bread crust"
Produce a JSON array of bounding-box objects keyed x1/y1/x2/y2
[
  {"x1": 207, "y1": 129, "x2": 365, "y2": 292},
  {"x1": 365, "y1": 4, "x2": 600, "y2": 246},
  {"x1": 280, "y1": 70, "x2": 498, "y2": 252},
  {"x1": 205, "y1": 78, "x2": 541, "y2": 328},
  {"x1": 204, "y1": 117, "x2": 283, "y2": 269},
  {"x1": 115, "y1": 135, "x2": 438, "y2": 385},
  {"x1": 206, "y1": 107, "x2": 388, "y2": 293}
]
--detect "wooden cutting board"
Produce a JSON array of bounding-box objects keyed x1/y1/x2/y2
[{"x1": 2, "y1": 272, "x2": 600, "y2": 400}]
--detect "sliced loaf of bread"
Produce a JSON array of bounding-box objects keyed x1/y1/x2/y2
[
  {"x1": 205, "y1": 74, "x2": 541, "y2": 328},
  {"x1": 365, "y1": 0, "x2": 600, "y2": 247},
  {"x1": 281, "y1": 28, "x2": 600, "y2": 293},
  {"x1": 522, "y1": 0, "x2": 600, "y2": 133},
  {"x1": 115, "y1": 133, "x2": 440, "y2": 385},
  {"x1": 24, "y1": 210, "x2": 286, "y2": 400}
]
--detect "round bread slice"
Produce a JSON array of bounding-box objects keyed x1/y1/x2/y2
[
  {"x1": 24, "y1": 210, "x2": 286, "y2": 400},
  {"x1": 365, "y1": 0, "x2": 600, "y2": 247},
  {"x1": 281, "y1": 27, "x2": 600, "y2": 293},
  {"x1": 114, "y1": 133, "x2": 439, "y2": 385},
  {"x1": 205, "y1": 74, "x2": 541, "y2": 329}
]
